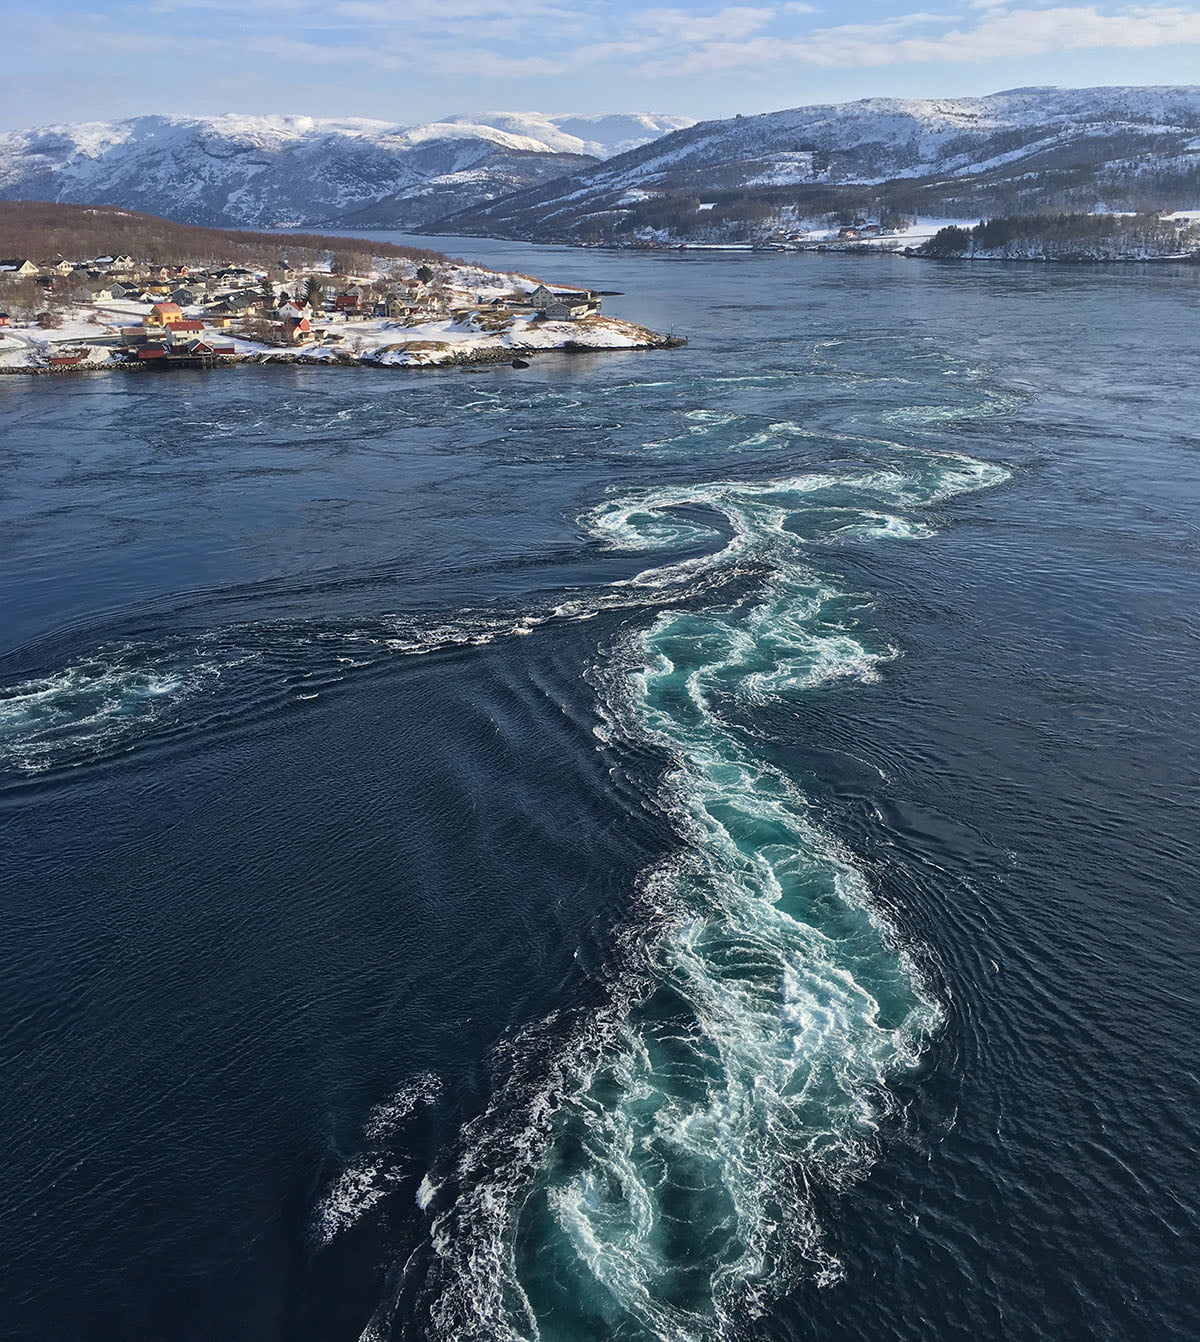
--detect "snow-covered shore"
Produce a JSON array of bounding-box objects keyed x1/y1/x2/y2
[{"x1": 0, "y1": 277, "x2": 682, "y2": 376}]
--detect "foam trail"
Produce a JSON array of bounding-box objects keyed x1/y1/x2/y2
[
  {"x1": 311, "y1": 1073, "x2": 443, "y2": 1248},
  {"x1": 401, "y1": 448, "x2": 1008, "y2": 1342},
  {"x1": 0, "y1": 651, "x2": 223, "y2": 775}
]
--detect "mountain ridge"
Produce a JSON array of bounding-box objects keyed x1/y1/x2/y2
[
  {"x1": 0, "y1": 112, "x2": 694, "y2": 230},
  {"x1": 430, "y1": 86, "x2": 1200, "y2": 241}
]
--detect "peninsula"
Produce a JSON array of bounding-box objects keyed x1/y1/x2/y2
[{"x1": 0, "y1": 203, "x2": 682, "y2": 375}]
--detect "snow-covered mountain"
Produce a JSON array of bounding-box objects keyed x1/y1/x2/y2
[
  {"x1": 438, "y1": 113, "x2": 696, "y2": 159},
  {"x1": 0, "y1": 112, "x2": 691, "y2": 229},
  {"x1": 437, "y1": 87, "x2": 1200, "y2": 241}
]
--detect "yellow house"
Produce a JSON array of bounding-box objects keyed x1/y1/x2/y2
[{"x1": 145, "y1": 302, "x2": 183, "y2": 327}]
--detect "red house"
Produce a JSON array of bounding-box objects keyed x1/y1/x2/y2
[
  {"x1": 280, "y1": 315, "x2": 313, "y2": 343},
  {"x1": 334, "y1": 293, "x2": 362, "y2": 314}
]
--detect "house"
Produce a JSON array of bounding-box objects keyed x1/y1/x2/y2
[
  {"x1": 527, "y1": 283, "x2": 599, "y2": 314},
  {"x1": 146, "y1": 302, "x2": 184, "y2": 327},
  {"x1": 87, "y1": 282, "x2": 115, "y2": 302},
  {"x1": 544, "y1": 298, "x2": 593, "y2": 321},
  {"x1": 334, "y1": 293, "x2": 363, "y2": 314},
  {"x1": 49, "y1": 353, "x2": 85, "y2": 367},
  {"x1": 275, "y1": 302, "x2": 306, "y2": 321},
  {"x1": 0, "y1": 259, "x2": 39, "y2": 277},
  {"x1": 110, "y1": 256, "x2": 137, "y2": 272},
  {"x1": 48, "y1": 259, "x2": 76, "y2": 276},
  {"x1": 165, "y1": 320, "x2": 206, "y2": 341},
  {"x1": 526, "y1": 284, "x2": 556, "y2": 309},
  {"x1": 837, "y1": 227, "x2": 862, "y2": 240},
  {"x1": 171, "y1": 288, "x2": 196, "y2": 306},
  {"x1": 212, "y1": 292, "x2": 258, "y2": 315},
  {"x1": 136, "y1": 346, "x2": 168, "y2": 360},
  {"x1": 278, "y1": 315, "x2": 314, "y2": 343},
  {"x1": 0, "y1": 313, "x2": 10, "y2": 327}
]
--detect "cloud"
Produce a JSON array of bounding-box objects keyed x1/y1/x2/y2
[
  {"x1": 634, "y1": 5, "x2": 1200, "y2": 74},
  {"x1": 635, "y1": 6, "x2": 779, "y2": 42},
  {"x1": 21, "y1": 0, "x2": 1200, "y2": 91}
]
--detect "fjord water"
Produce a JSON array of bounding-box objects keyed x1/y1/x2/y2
[{"x1": 2, "y1": 248, "x2": 1198, "y2": 1342}]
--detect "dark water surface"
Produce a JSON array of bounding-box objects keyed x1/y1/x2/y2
[{"x1": 2, "y1": 247, "x2": 1198, "y2": 1342}]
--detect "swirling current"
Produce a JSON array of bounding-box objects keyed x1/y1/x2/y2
[
  {"x1": 392, "y1": 454, "x2": 1007, "y2": 1342},
  {"x1": 2, "y1": 245, "x2": 1198, "y2": 1342}
]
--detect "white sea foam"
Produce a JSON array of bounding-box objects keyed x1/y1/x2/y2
[
  {"x1": 364, "y1": 1072, "x2": 443, "y2": 1142},
  {"x1": 408, "y1": 447, "x2": 1010, "y2": 1341},
  {"x1": 0, "y1": 653, "x2": 223, "y2": 774},
  {"x1": 313, "y1": 1158, "x2": 407, "y2": 1247},
  {"x1": 312, "y1": 1072, "x2": 443, "y2": 1249}
]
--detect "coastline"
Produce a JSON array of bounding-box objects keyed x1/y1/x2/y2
[{"x1": 0, "y1": 320, "x2": 686, "y2": 376}]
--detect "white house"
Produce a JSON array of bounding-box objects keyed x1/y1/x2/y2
[{"x1": 528, "y1": 283, "x2": 600, "y2": 315}]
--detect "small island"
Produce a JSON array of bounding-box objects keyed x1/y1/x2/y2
[{"x1": 0, "y1": 202, "x2": 683, "y2": 376}]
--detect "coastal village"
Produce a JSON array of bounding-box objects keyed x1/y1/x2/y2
[{"x1": 0, "y1": 250, "x2": 676, "y2": 373}]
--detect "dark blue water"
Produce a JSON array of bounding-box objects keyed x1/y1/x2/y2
[{"x1": 2, "y1": 247, "x2": 1198, "y2": 1342}]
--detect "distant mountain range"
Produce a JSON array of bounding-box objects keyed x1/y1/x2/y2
[
  {"x1": 0, "y1": 112, "x2": 695, "y2": 231},
  {"x1": 435, "y1": 87, "x2": 1200, "y2": 242},
  {"x1": 4, "y1": 90, "x2": 1199, "y2": 246}
]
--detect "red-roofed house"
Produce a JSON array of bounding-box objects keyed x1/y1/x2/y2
[{"x1": 279, "y1": 314, "x2": 314, "y2": 343}]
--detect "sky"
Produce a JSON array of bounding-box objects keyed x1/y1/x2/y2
[{"x1": 4, "y1": 0, "x2": 1200, "y2": 128}]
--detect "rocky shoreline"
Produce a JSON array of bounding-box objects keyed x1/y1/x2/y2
[{"x1": 0, "y1": 330, "x2": 687, "y2": 376}]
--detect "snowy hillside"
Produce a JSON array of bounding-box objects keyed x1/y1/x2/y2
[
  {"x1": 0, "y1": 112, "x2": 689, "y2": 230},
  {"x1": 437, "y1": 87, "x2": 1200, "y2": 241}
]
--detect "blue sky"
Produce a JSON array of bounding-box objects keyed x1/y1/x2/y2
[{"x1": 4, "y1": 0, "x2": 1200, "y2": 127}]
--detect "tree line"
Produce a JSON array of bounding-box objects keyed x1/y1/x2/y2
[{"x1": 920, "y1": 212, "x2": 1199, "y2": 260}]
